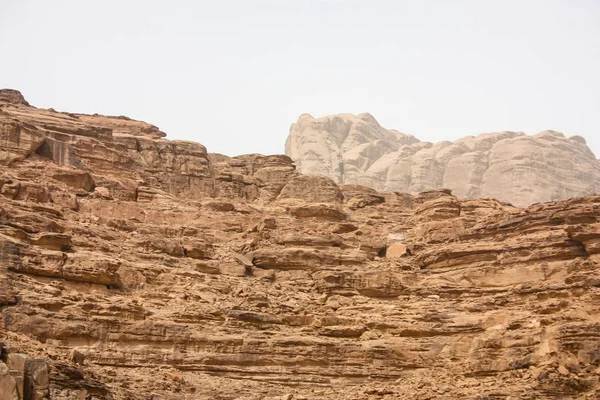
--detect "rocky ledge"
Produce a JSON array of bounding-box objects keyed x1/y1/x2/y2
[{"x1": 0, "y1": 90, "x2": 599, "y2": 399}]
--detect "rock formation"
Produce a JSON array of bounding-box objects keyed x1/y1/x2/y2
[
  {"x1": 0, "y1": 90, "x2": 599, "y2": 399},
  {"x1": 0, "y1": 342, "x2": 50, "y2": 400},
  {"x1": 285, "y1": 113, "x2": 600, "y2": 207}
]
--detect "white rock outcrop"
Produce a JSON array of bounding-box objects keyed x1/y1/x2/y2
[{"x1": 285, "y1": 113, "x2": 600, "y2": 207}]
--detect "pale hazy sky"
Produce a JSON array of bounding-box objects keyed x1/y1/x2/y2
[{"x1": 1, "y1": 0, "x2": 599, "y2": 157}]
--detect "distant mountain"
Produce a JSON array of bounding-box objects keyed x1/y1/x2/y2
[{"x1": 285, "y1": 113, "x2": 600, "y2": 206}]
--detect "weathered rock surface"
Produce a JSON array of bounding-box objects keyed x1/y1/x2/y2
[
  {"x1": 285, "y1": 113, "x2": 600, "y2": 207},
  {"x1": 0, "y1": 90, "x2": 599, "y2": 399},
  {"x1": 0, "y1": 342, "x2": 50, "y2": 400}
]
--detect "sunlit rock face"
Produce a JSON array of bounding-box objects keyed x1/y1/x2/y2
[
  {"x1": 286, "y1": 113, "x2": 600, "y2": 207},
  {"x1": 1, "y1": 90, "x2": 599, "y2": 399}
]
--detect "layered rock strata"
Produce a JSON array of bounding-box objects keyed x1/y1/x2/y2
[
  {"x1": 0, "y1": 90, "x2": 599, "y2": 399},
  {"x1": 285, "y1": 113, "x2": 600, "y2": 207}
]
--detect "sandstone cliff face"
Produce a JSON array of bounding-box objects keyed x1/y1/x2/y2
[
  {"x1": 285, "y1": 113, "x2": 600, "y2": 207},
  {"x1": 1, "y1": 90, "x2": 599, "y2": 399}
]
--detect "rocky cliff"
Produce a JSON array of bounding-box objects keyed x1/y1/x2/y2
[
  {"x1": 285, "y1": 113, "x2": 600, "y2": 207},
  {"x1": 0, "y1": 90, "x2": 599, "y2": 399}
]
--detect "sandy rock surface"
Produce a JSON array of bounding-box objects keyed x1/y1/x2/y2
[{"x1": 0, "y1": 90, "x2": 599, "y2": 399}]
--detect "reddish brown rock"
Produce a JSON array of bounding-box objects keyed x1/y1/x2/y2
[
  {"x1": 289, "y1": 203, "x2": 347, "y2": 220},
  {"x1": 0, "y1": 91, "x2": 598, "y2": 400},
  {"x1": 0, "y1": 89, "x2": 30, "y2": 106},
  {"x1": 0, "y1": 362, "x2": 19, "y2": 400},
  {"x1": 277, "y1": 175, "x2": 344, "y2": 204}
]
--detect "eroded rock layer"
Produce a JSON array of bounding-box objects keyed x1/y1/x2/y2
[
  {"x1": 0, "y1": 90, "x2": 599, "y2": 399},
  {"x1": 285, "y1": 113, "x2": 600, "y2": 207}
]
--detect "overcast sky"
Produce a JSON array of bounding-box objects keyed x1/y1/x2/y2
[{"x1": 1, "y1": 0, "x2": 599, "y2": 157}]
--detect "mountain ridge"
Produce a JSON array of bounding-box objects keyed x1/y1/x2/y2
[{"x1": 285, "y1": 112, "x2": 599, "y2": 207}]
